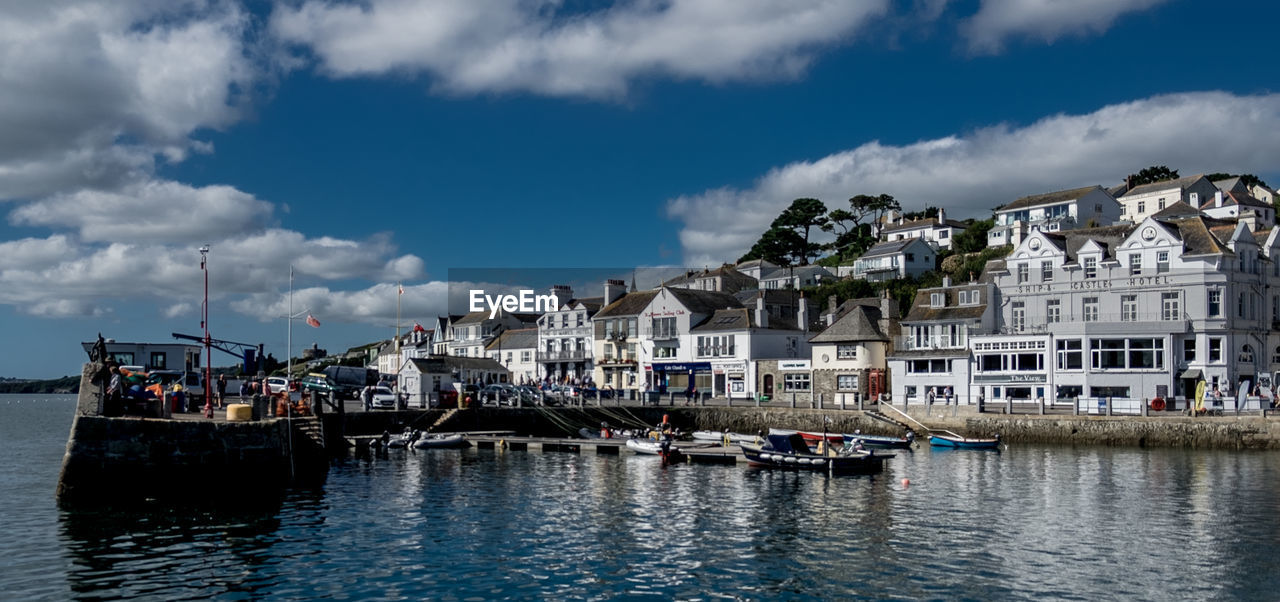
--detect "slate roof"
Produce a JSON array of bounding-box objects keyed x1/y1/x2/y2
[
  {"x1": 733, "y1": 288, "x2": 804, "y2": 306},
  {"x1": 484, "y1": 328, "x2": 538, "y2": 351},
  {"x1": 1170, "y1": 217, "x2": 1233, "y2": 256},
  {"x1": 662, "y1": 264, "x2": 757, "y2": 290},
  {"x1": 663, "y1": 287, "x2": 743, "y2": 315},
  {"x1": 1151, "y1": 201, "x2": 1203, "y2": 219},
  {"x1": 809, "y1": 305, "x2": 888, "y2": 343},
  {"x1": 690, "y1": 308, "x2": 800, "y2": 332},
  {"x1": 1202, "y1": 190, "x2": 1272, "y2": 211},
  {"x1": 860, "y1": 238, "x2": 927, "y2": 259},
  {"x1": 901, "y1": 288, "x2": 988, "y2": 322},
  {"x1": 735, "y1": 259, "x2": 778, "y2": 270},
  {"x1": 594, "y1": 290, "x2": 660, "y2": 318},
  {"x1": 1211, "y1": 176, "x2": 1247, "y2": 193},
  {"x1": 1120, "y1": 174, "x2": 1209, "y2": 198},
  {"x1": 997, "y1": 185, "x2": 1104, "y2": 212},
  {"x1": 881, "y1": 216, "x2": 968, "y2": 234},
  {"x1": 407, "y1": 356, "x2": 507, "y2": 373}
]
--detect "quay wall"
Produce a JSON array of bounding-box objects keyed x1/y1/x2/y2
[
  {"x1": 56, "y1": 364, "x2": 324, "y2": 505},
  {"x1": 422, "y1": 405, "x2": 1280, "y2": 450}
]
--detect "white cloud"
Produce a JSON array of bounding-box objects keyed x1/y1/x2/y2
[
  {"x1": 231, "y1": 281, "x2": 455, "y2": 327},
  {"x1": 668, "y1": 91, "x2": 1280, "y2": 266},
  {"x1": 0, "y1": 1, "x2": 258, "y2": 200},
  {"x1": 960, "y1": 0, "x2": 1168, "y2": 54},
  {"x1": 271, "y1": 0, "x2": 889, "y2": 98},
  {"x1": 10, "y1": 180, "x2": 275, "y2": 243},
  {"x1": 164, "y1": 303, "x2": 195, "y2": 319}
]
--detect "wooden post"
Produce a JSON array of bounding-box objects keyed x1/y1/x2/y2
[{"x1": 790, "y1": 392, "x2": 796, "y2": 408}]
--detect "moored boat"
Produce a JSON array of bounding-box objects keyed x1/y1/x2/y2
[
  {"x1": 692, "y1": 430, "x2": 756, "y2": 444},
  {"x1": 741, "y1": 432, "x2": 890, "y2": 474},
  {"x1": 625, "y1": 438, "x2": 679, "y2": 455},
  {"x1": 843, "y1": 431, "x2": 916, "y2": 449},
  {"x1": 412, "y1": 433, "x2": 469, "y2": 449},
  {"x1": 928, "y1": 433, "x2": 1001, "y2": 450}
]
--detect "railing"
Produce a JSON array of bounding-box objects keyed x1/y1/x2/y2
[
  {"x1": 1002, "y1": 311, "x2": 1188, "y2": 332},
  {"x1": 536, "y1": 350, "x2": 593, "y2": 362},
  {"x1": 695, "y1": 345, "x2": 736, "y2": 358},
  {"x1": 643, "y1": 328, "x2": 680, "y2": 341},
  {"x1": 893, "y1": 335, "x2": 972, "y2": 351}
]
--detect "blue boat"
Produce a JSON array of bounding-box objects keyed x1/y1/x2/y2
[
  {"x1": 741, "y1": 432, "x2": 890, "y2": 474},
  {"x1": 928, "y1": 433, "x2": 1001, "y2": 450}
]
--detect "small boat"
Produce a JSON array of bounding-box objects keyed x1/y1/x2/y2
[
  {"x1": 578, "y1": 427, "x2": 601, "y2": 439},
  {"x1": 842, "y1": 431, "x2": 916, "y2": 449},
  {"x1": 625, "y1": 438, "x2": 680, "y2": 455},
  {"x1": 796, "y1": 430, "x2": 844, "y2": 445},
  {"x1": 691, "y1": 430, "x2": 756, "y2": 444},
  {"x1": 741, "y1": 432, "x2": 890, "y2": 474},
  {"x1": 928, "y1": 433, "x2": 1001, "y2": 450},
  {"x1": 412, "y1": 433, "x2": 469, "y2": 449}
]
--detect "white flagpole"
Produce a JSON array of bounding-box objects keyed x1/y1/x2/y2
[
  {"x1": 396, "y1": 281, "x2": 402, "y2": 353},
  {"x1": 287, "y1": 266, "x2": 293, "y2": 380}
]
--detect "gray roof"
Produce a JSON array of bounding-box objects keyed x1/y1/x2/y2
[
  {"x1": 997, "y1": 185, "x2": 1104, "y2": 212},
  {"x1": 860, "y1": 238, "x2": 927, "y2": 259},
  {"x1": 881, "y1": 216, "x2": 968, "y2": 234},
  {"x1": 690, "y1": 308, "x2": 800, "y2": 332},
  {"x1": 663, "y1": 287, "x2": 743, "y2": 315},
  {"x1": 594, "y1": 290, "x2": 660, "y2": 318},
  {"x1": 1151, "y1": 200, "x2": 1203, "y2": 219},
  {"x1": 1211, "y1": 176, "x2": 1247, "y2": 193},
  {"x1": 809, "y1": 305, "x2": 887, "y2": 343},
  {"x1": 408, "y1": 356, "x2": 508, "y2": 373},
  {"x1": 1202, "y1": 190, "x2": 1272, "y2": 211},
  {"x1": 1120, "y1": 174, "x2": 1209, "y2": 198},
  {"x1": 484, "y1": 328, "x2": 538, "y2": 351},
  {"x1": 901, "y1": 287, "x2": 988, "y2": 322}
]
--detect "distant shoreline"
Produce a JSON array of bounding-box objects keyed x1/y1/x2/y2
[{"x1": 0, "y1": 376, "x2": 79, "y2": 395}]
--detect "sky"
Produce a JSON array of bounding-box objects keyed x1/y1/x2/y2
[{"x1": 2, "y1": 0, "x2": 1278, "y2": 378}]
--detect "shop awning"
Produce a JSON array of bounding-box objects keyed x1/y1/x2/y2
[{"x1": 1178, "y1": 369, "x2": 1202, "y2": 380}]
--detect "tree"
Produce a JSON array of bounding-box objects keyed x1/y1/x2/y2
[
  {"x1": 950, "y1": 218, "x2": 994, "y2": 254},
  {"x1": 769, "y1": 198, "x2": 829, "y2": 265},
  {"x1": 1126, "y1": 165, "x2": 1180, "y2": 187},
  {"x1": 822, "y1": 194, "x2": 900, "y2": 260},
  {"x1": 738, "y1": 226, "x2": 805, "y2": 266},
  {"x1": 901, "y1": 206, "x2": 940, "y2": 222},
  {"x1": 849, "y1": 194, "x2": 901, "y2": 235}
]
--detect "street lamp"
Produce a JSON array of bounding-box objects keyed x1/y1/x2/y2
[{"x1": 200, "y1": 245, "x2": 213, "y2": 419}]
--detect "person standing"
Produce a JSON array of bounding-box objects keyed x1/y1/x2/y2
[
  {"x1": 943, "y1": 386, "x2": 953, "y2": 405},
  {"x1": 216, "y1": 374, "x2": 228, "y2": 409},
  {"x1": 363, "y1": 386, "x2": 373, "y2": 412}
]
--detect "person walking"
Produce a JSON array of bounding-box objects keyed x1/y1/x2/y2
[{"x1": 216, "y1": 374, "x2": 228, "y2": 409}]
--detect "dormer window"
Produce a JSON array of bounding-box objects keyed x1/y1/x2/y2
[
  {"x1": 1084, "y1": 257, "x2": 1097, "y2": 279},
  {"x1": 930, "y1": 293, "x2": 944, "y2": 308},
  {"x1": 1129, "y1": 254, "x2": 1142, "y2": 275}
]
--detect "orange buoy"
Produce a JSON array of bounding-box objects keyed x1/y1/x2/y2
[{"x1": 901, "y1": 478, "x2": 910, "y2": 489}]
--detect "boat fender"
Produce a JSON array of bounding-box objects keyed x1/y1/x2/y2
[
  {"x1": 759, "y1": 453, "x2": 771, "y2": 461},
  {"x1": 784, "y1": 456, "x2": 797, "y2": 464}
]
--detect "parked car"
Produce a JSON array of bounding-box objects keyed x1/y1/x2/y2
[
  {"x1": 362, "y1": 386, "x2": 397, "y2": 409},
  {"x1": 322, "y1": 365, "x2": 377, "y2": 400},
  {"x1": 300, "y1": 373, "x2": 338, "y2": 397},
  {"x1": 480, "y1": 384, "x2": 511, "y2": 406},
  {"x1": 266, "y1": 376, "x2": 290, "y2": 394}
]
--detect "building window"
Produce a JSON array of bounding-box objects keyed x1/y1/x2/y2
[
  {"x1": 836, "y1": 345, "x2": 857, "y2": 360},
  {"x1": 1137, "y1": 200, "x2": 1146, "y2": 214},
  {"x1": 836, "y1": 375, "x2": 859, "y2": 391},
  {"x1": 1240, "y1": 344, "x2": 1255, "y2": 363},
  {"x1": 1157, "y1": 251, "x2": 1169, "y2": 273},
  {"x1": 1238, "y1": 293, "x2": 1246, "y2": 319},
  {"x1": 1208, "y1": 289, "x2": 1222, "y2": 317},
  {"x1": 1012, "y1": 301, "x2": 1025, "y2": 331},
  {"x1": 1129, "y1": 254, "x2": 1142, "y2": 275},
  {"x1": 1056, "y1": 339, "x2": 1082, "y2": 370},
  {"x1": 1041, "y1": 261, "x2": 1053, "y2": 282},
  {"x1": 1017, "y1": 263, "x2": 1029, "y2": 283},
  {"x1": 521, "y1": 351, "x2": 531, "y2": 362},
  {"x1": 1083, "y1": 297, "x2": 1099, "y2": 322},
  {"x1": 1273, "y1": 346, "x2": 1280, "y2": 364},
  {"x1": 149, "y1": 352, "x2": 166, "y2": 370},
  {"x1": 783, "y1": 373, "x2": 811, "y2": 391},
  {"x1": 651, "y1": 317, "x2": 677, "y2": 339},
  {"x1": 1084, "y1": 257, "x2": 1097, "y2": 279},
  {"x1": 1046, "y1": 299, "x2": 1061, "y2": 324},
  {"x1": 1089, "y1": 338, "x2": 1164, "y2": 370},
  {"x1": 958, "y1": 290, "x2": 969, "y2": 304},
  {"x1": 931, "y1": 292, "x2": 944, "y2": 308},
  {"x1": 1209, "y1": 338, "x2": 1222, "y2": 363},
  {"x1": 577, "y1": 313, "x2": 584, "y2": 327},
  {"x1": 1121, "y1": 295, "x2": 1138, "y2": 321},
  {"x1": 1158, "y1": 199, "x2": 1165, "y2": 210},
  {"x1": 1161, "y1": 292, "x2": 1180, "y2": 321},
  {"x1": 1183, "y1": 339, "x2": 1195, "y2": 364}
]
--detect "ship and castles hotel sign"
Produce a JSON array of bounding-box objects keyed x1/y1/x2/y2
[{"x1": 966, "y1": 214, "x2": 1279, "y2": 407}]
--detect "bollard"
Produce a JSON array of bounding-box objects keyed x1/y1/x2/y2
[
  {"x1": 1073, "y1": 397, "x2": 1079, "y2": 416},
  {"x1": 727, "y1": 394, "x2": 733, "y2": 408},
  {"x1": 1038, "y1": 397, "x2": 1045, "y2": 415},
  {"x1": 1106, "y1": 396, "x2": 1113, "y2": 416},
  {"x1": 816, "y1": 393, "x2": 822, "y2": 410},
  {"x1": 1141, "y1": 397, "x2": 1148, "y2": 417},
  {"x1": 856, "y1": 393, "x2": 863, "y2": 412},
  {"x1": 1006, "y1": 398, "x2": 1012, "y2": 415}
]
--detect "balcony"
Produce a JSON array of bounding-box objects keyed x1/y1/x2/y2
[
  {"x1": 894, "y1": 336, "x2": 969, "y2": 351},
  {"x1": 643, "y1": 327, "x2": 680, "y2": 341},
  {"x1": 537, "y1": 349, "x2": 593, "y2": 362}
]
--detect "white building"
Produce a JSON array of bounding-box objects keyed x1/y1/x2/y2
[
  {"x1": 1200, "y1": 189, "x2": 1275, "y2": 229},
  {"x1": 486, "y1": 328, "x2": 539, "y2": 384},
  {"x1": 977, "y1": 214, "x2": 1274, "y2": 408},
  {"x1": 591, "y1": 289, "x2": 655, "y2": 396},
  {"x1": 536, "y1": 282, "x2": 618, "y2": 382},
  {"x1": 988, "y1": 185, "x2": 1121, "y2": 248},
  {"x1": 758, "y1": 265, "x2": 834, "y2": 289},
  {"x1": 400, "y1": 356, "x2": 509, "y2": 407},
  {"x1": 808, "y1": 296, "x2": 897, "y2": 404},
  {"x1": 880, "y1": 208, "x2": 968, "y2": 250},
  {"x1": 1118, "y1": 174, "x2": 1219, "y2": 224},
  {"x1": 887, "y1": 280, "x2": 998, "y2": 405},
  {"x1": 447, "y1": 310, "x2": 539, "y2": 358},
  {"x1": 842, "y1": 238, "x2": 935, "y2": 281},
  {"x1": 690, "y1": 294, "x2": 811, "y2": 399},
  {"x1": 635, "y1": 287, "x2": 742, "y2": 394}
]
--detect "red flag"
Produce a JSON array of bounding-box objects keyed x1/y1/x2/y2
[
  {"x1": 306, "y1": 314, "x2": 320, "y2": 328},
  {"x1": 412, "y1": 322, "x2": 426, "y2": 333},
  {"x1": 398, "y1": 283, "x2": 404, "y2": 295}
]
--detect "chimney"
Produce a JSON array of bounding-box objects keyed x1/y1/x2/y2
[
  {"x1": 826, "y1": 294, "x2": 838, "y2": 326},
  {"x1": 550, "y1": 284, "x2": 573, "y2": 308},
  {"x1": 1215, "y1": 190, "x2": 1223, "y2": 208},
  {"x1": 880, "y1": 290, "x2": 898, "y2": 337},
  {"x1": 937, "y1": 207, "x2": 945, "y2": 224},
  {"x1": 755, "y1": 292, "x2": 768, "y2": 329},
  {"x1": 603, "y1": 279, "x2": 626, "y2": 305},
  {"x1": 798, "y1": 294, "x2": 809, "y2": 332}
]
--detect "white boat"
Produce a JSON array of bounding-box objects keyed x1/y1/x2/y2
[
  {"x1": 412, "y1": 433, "x2": 469, "y2": 449},
  {"x1": 625, "y1": 438, "x2": 680, "y2": 455},
  {"x1": 691, "y1": 430, "x2": 757, "y2": 444}
]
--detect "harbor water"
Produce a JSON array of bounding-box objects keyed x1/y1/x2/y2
[{"x1": 5, "y1": 394, "x2": 1280, "y2": 600}]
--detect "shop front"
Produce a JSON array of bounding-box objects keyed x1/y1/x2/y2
[
  {"x1": 647, "y1": 361, "x2": 712, "y2": 396},
  {"x1": 712, "y1": 360, "x2": 749, "y2": 399}
]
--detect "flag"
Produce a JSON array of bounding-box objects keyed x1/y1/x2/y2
[
  {"x1": 412, "y1": 322, "x2": 426, "y2": 333},
  {"x1": 398, "y1": 283, "x2": 404, "y2": 295},
  {"x1": 306, "y1": 314, "x2": 320, "y2": 328}
]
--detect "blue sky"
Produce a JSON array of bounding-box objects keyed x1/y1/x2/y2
[{"x1": 1, "y1": 0, "x2": 1278, "y2": 378}]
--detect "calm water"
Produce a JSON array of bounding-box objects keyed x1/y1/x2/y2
[{"x1": 4, "y1": 394, "x2": 1280, "y2": 600}]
